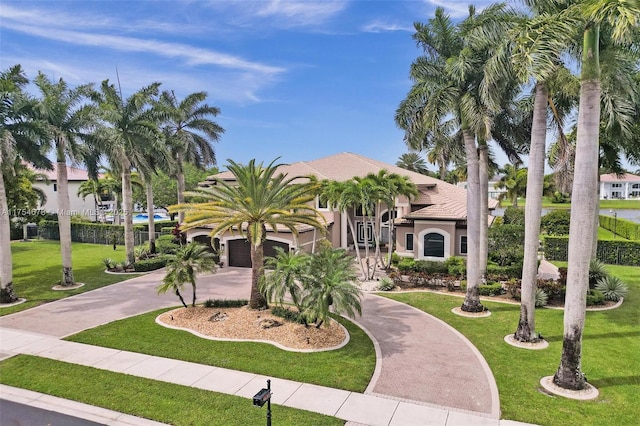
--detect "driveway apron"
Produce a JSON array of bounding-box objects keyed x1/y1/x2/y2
[{"x1": 356, "y1": 294, "x2": 500, "y2": 417}]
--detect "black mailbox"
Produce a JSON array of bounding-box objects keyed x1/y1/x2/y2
[{"x1": 253, "y1": 388, "x2": 271, "y2": 407}]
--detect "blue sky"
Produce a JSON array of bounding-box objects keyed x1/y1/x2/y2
[{"x1": 1, "y1": 0, "x2": 499, "y2": 171}]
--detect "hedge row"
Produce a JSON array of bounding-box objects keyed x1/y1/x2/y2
[
  {"x1": 599, "y1": 215, "x2": 640, "y2": 241},
  {"x1": 38, "y1": 220, "x2": 155, "y2": 245},
  {"x1": 544, "y1": 236, "x2": 640, "y2": 266}
]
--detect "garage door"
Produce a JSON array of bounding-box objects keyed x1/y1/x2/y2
[{"x1": 227, "y1": 239, "x2": 289, "y2": 267}]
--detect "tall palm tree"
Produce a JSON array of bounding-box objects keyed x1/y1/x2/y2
[
  {"x1": 158, "y1": 90, "x2": 224, "y2": 224},
  {"x1": 553, "y1": 0, "x2": 640, "y2": 391},
  {"x1": 396, "y1": 152, "x2": 430, "y2": 175},
  {"x1": 33, "y1": 73, "x2": 94, "y2": 287},
  {"x1": 92, "y1": 80, "x2": 163, "y2": 264},
  {"x1": 1, "y1": 65, "x2": 50, "y2": 302},
  {"x1": 158, "y1": 242, "x2": 217, "y2": 308},
  {"x1": 174, "y1": 158, "x2": 325, "y2": 309}
]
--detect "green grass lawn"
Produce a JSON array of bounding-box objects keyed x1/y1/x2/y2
[
  {"x1": 2, "y1": 240, "x2": 139, "y2": 316},
  {"x1": 0, "y1": 355, "x2": 343, "y2": 426},
  {"x1": 66, "y1": 309, "x2": 375, "y2": 392},
  {"x1": 383, "y1": 264, "x2": 640, "y2": 426},
  {"x1": 516, "y1": 198, "x2": 640, "y2": 210}
]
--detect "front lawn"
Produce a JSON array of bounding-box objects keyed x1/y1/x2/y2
[
  {"x1": 383, "y1": 264, "x2": 639, "y2": 426},
  {"x1": 0, "y1": 355, "x2": 343, "y2": 426},
  {"x1": 2, "y1": 240, "x2": 139, "y2": 316},
  {"x1": 66, "y1": 309, "x2": 375, "y2": 392}
]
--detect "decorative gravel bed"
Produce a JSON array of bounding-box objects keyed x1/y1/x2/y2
[{"x1": 157, "y1": 306, "x2": 348, "y2": 351}]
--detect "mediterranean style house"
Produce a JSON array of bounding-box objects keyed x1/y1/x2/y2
[
  {"x1": 31, "y1": 164, "x2": 113, "y2": 221},
  {"x1": 184, "y1": 152, "x2": 495, "y2": 267},
  {"x1": 600, "y1": 173, "x2": 640, "y2": 200}
]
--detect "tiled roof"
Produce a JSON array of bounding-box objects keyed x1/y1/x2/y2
[
  {"x1": 600, "y1": 173, "x2": 640, "y2": 182},
  {"x1": 204, "y1": 152, "x2": 488, "y2": 221},
  {"x1": 30, "y1": 164, "x2": 97, "y2": 181}
]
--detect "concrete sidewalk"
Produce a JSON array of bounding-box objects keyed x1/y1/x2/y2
[{"x1": 0, "y1": 328, "x2": 530, "y2": 426}]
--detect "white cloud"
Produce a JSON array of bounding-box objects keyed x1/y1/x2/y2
[
  {"x1": 2, "y1": 22, "x2": 284, "y2": 75},
  {"x1": 361, "y1": 21, "x2": 413, "y2": 33},
  {"x1": 423, "y1": 0, "x2": 491, "y2": 19}
]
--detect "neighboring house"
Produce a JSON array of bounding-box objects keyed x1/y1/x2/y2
[
  {"x1": 31, "y1": 164, "x2": 112, "y2": 221},
  {"x1": 457, "y1": 176, "x2": 507, "y2": 201},
  {"x1": 185, "y1": 152, "x2": 497, "y2": 267},
  {"x1": 600, "y1": 173, "x2": 640, "y2": 200}
]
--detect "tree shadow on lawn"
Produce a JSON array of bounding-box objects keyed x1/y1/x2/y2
[
  {"x1": 542, "y1": 330, "x2": 640, "y2": 343},
  {"x1": 588, "y1": 375, "x2": 640, "y2": 388}
]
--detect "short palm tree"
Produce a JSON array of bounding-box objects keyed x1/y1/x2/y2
[
  {"x1": 158, "y1": 242, "x2": 217, "y2": 308},
  {"x1": 496, "y1": 164, "x2": 528, "y2": 207},
  {"x1": 174, "y1": 158, "x2": 325, "y2": 309},
  {"x1": 260, "y1": 247, "x2": 308, "y2": 310},
  {"x1": 301, "y1": 246, "x2": 362, "y2": 328}
]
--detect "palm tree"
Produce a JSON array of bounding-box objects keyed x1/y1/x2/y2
[
  {"x1": 260, "y1": 247, "x2": 308, "y2": 310},
  {"x1": 92, "y1": 80, "x2": 163, "y2": 264},
  {"x1": 158, "y1": 242, "x2": 217, "y2": 307},
  {"x1": 396, "y1": 152, "x2": 430, "y2": 175},
  {"x1": 495, "y1": 164, "x2": 528, "y2": 207},
  {"x1": 158, "y1": 90, "x2": 224, "y2": 224},
  {"x1": 553, "y1": 0, "x2": 640, "y2": 391},
  {"x1": 300, "y1": 246, "x2": 361, "y2": 328},
  {"x1": 1, "y1": 65, "x2": 51, "y2": 302},
  {"x1": 174, "y1": 158, "x2": 325, "y2": 309},
  {"x1": 33, "y1": 73, "x2": 95, "y2": 286}
]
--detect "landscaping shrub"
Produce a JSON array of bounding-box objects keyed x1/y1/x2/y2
[
  {"x1": 156, "y1": 235, "x2": 180, "y2": 255},
  {"x1": 503, "y1": 206, "x2": 525, "y2": 225},
  {"x1": 540, "y1": 209, "x2": 571, "y2": 236},
  {"x1": 588, "y1": 259, "x2": 609, "y2": 289},
  {"x1": 390, "y1": 252, "x2": 401, "y2": 266},
  {"x1": 488, "y1": 224, "x2": 525, "y2": 266},
  {"x1": 534, "y1": 288, "x2": 548, "y2": 307},
  {"x1": 538, "y1": 279, "x2": 565, "y2": 303},
  {"x1": 271, "y1": 306, "x2": 306, "y2": 324},
  {"x1": 478, "y1": 282, "x2": 503, "y2": 296},
  {"x1": 204, "y1": 299, "x2": 249, "y2": 308},
  {"x1": 445, "y1": 256, "x2": 466, "y2": 277},
  {"x1": 599, "y1": 215, "x2": 640, "y2": 241},
  {"x1": 486, "y1": 261, "x2": 523, "y2": 280},
  {"x1": 133, "y1": 257, "x2": 168, "y2": 272},
  {"x1": 102, "y1": 258, "x2": 115, "y2": 270},
  {"x1": 544, "y1": 237, "x2": 640, "y2": 266},
  {"x1": 586, "y1": 290, "x2": 605, "y2": 306},
  {"x1": 414, "y1": 260, "x2": 448, "y2": 274},
  {"x1": 505, "y1": 279, "x2": 521, "y2": 299},
  {"x1": 595, "y1": 276, "x2": 628, "y2": 301},
  {"x1": 397, "y1": 258, "x2": 416, "y2": 274},
  {"x1": 377, "y1": 277, "x2": 395, "y2": 291}
]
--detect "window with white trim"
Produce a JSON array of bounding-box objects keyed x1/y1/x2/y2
[
  {"x1": 406, "y1": 233, "x2": 414, "y2": 251},
  {"x1": 423, "y1": 233, "x2": 445, "y2": 258}
]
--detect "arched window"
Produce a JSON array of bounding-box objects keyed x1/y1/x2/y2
[{"x1": 423, "y1": 233, "x2": 445, "y2": 258}]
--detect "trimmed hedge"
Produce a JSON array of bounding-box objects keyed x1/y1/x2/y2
[
  {"x1": 204, "y1": 299, "x2": 249, "y2": 308},
  {"x1": 38, "y1": 220, "x2": 148, "y2": 245},
  {"x1": 599, "y1": 215, "x2": 640, "y2": 241},
  {"x1": 478, "y1": 282, "x2": 504, "y2": 296},
  {"x1": 544, "y1": 236, "x2": 640, "y2": 266},
  {"x1": 133, "y1": 256, "x2": 168, "y2": 272}
]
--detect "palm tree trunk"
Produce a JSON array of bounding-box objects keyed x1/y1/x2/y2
[
  {"x1": 554, "y1": 25, "x2": 600, "y2": 391},
  {"x1": 175, "y1": 288, "x2": 188, "y2": 308},
  {"x1": 57, "y1": 158, "x2": 75, "y2": 286},
  {"x1": 146, "y1": 180, "x2": 156, "y2": 254},
  {"x1": 461, "y1": 129, "x2": 483, "y2": 312},
  {"x1": 0, "y1": 168, "x2": 18, "y2": 303},
  {"x1": 177, "y1": 153, "x2": 186, "y2": 224},
  {"x1": 478, "y1": 142, "x2": 489, "y2": 280},
  {"x1": 515, "y1": 82, "x2": 548, "y2": 342},
  {"x1": 191, "y1": 280, "x2": 197, "y2": 307},
  {"x1": 346, "y1": 214, "x2": 366, "y2": 279},
  {"x1": 249, "y1": 241, "x2": 268, "y2": 309},
  {"x1": 121, "y1": 158, "x2": 135, "y2": 265}
]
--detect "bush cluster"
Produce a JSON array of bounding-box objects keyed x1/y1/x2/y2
[
  {"x1": 133, "y1": 257, "x2": 168, "y2": 272},
  {"x1": 271, "y1": 306, "x2": 306, "y2": 324},
  {"x1": 478, "y1": 282, "x2": 504, "y2": 296},
  {"x1": 204, "y1": 299, "x2": 249, "y2": 308}
]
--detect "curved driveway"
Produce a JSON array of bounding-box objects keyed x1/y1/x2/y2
[{"x1": 0, "y1": 267, "x2": 499, "y2": 418}]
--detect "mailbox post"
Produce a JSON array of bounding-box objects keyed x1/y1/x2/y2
[{"x1": 253, "y1": 379, "x2": 272, "y2": 426}]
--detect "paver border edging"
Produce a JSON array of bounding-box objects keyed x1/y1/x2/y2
[
  {"x1": 339, "y1": 313, "x2": 383, "y2": 395},
  {"x1": 371, "y1": 293, "x2": 501, "y2": 419}
]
